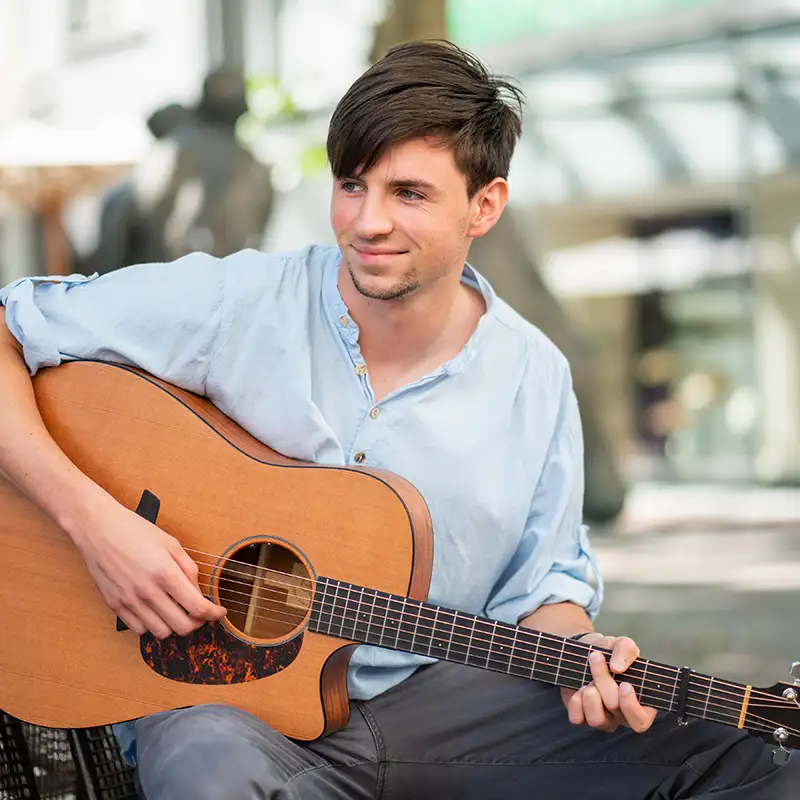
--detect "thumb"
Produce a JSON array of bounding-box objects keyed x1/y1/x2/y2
[{"x1": 167, "y1": 540, "x2": 227, "y2": 619}]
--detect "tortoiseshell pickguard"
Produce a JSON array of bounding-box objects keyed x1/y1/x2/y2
[{"x1": 140, "y1": 622, "x2": 302, "y2": 684}]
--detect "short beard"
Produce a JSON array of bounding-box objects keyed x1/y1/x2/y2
[{"x1": 348, "y1": 265, "x2": 419, "y2": 301}]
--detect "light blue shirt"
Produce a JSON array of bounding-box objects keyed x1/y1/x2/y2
[{"x1": 1, "y1": 245, "x2": 602, "y2": 763}]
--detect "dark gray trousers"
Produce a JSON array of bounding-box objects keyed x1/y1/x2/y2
[{"x1": 136, "y1": 662, "x2": 798, "y2": 799}]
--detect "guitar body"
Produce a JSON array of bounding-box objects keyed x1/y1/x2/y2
[{"x1": 0, "y1": 361, "x2": 433, "y2": 739}]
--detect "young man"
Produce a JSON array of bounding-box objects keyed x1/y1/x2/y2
[{"x1": 0, "y1": 42, "x2": 794, "y2": 799}]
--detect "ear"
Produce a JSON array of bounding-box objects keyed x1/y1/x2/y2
[{"x1": 466, "y1": 178, "x2": 509, "y2": 239}]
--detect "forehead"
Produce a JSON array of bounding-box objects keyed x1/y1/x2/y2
[{"x1": 357, "y1": 138, "x2": 465, "y2": 185}]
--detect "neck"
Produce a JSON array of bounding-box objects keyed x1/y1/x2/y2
[
  {"x1": 310, "y1": 577, "x2": 755, "y2": 733},
  {"x1": 337, "y1": 263, "x2": 478, "y2": 372}
]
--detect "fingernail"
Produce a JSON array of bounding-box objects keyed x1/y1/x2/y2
[
  {"x1": 620, "y1": 683, "x2": 632, "y2": 695},
  {"x1": 611, "y1": 658, "x2": 625, "y2": 671},
  {"x1": 590, "y1": 652, "x2": 604, "y2": 665}
]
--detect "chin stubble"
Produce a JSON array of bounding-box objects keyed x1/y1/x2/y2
[{"x1": 348, "y1": 265, "x2": 419, "y2": 301}]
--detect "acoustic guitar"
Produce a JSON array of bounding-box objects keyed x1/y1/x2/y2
[{"x1": 0, "y1": 361, "x2": 798, "y2": 757}]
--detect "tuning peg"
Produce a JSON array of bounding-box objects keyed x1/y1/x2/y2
[{"x1": 791, "y1": 661, "x2": 800, "y2": 686}]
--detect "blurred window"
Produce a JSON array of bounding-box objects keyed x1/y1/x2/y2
[{"x1": 67, "y1": 0, "x2": 149, "y2": 59}]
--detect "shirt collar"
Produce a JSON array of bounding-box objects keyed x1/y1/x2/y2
[{"x1": 323, "y1": 249, "x2": 497, "y2": 375}]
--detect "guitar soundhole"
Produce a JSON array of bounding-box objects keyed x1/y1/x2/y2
[{"x1": 218, "y1": 540, "x2": 312, "y2": 642}]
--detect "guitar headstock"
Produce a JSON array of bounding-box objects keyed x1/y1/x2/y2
[{"x1": 749, "y1": 663, "x2": 800, "y2": 753}]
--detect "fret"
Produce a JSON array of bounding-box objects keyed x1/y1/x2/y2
[
  {"x1": 581, "y1": 644, "x2": 590, "y2": 687},
  {"x1": 553, "y1": 637, "x2": 567, "y2": 685},
  {"x1": 444, "y1": 608, "x2": 456, "y2": 660},
  {"x1": 337, "y1": 583, "x2": 353, "y2": 639},
  {"x1": 371, "y1": 592, "x2": 391, "y2": 647},
  {"x1": 394, "y1": 597, "x2": 407, "y2": 650},
  {"x1": 463, "y1": 616, "x2": 478, "y2": 664},
  {"x1": 427, "y1": 608, "x2": 440, "y2": 657},
  {"x1": 703, "y1": 677, "x2": 714, "y2": 720},
  {"x1": 529, "y1": 631, "x2": 541, "y2": 680},
  {"x1": 412, "y1": 604, "x2": 438, "y2": 656},
  {"x1": 532, "y1": 632, "x2": 561, "y2": 683},
  {"x1": 640, "y1": 659, "x2": 649, "y2": 700},
  {"x1": 465, "y1": 618, "x2": 494, "y2": 668},
  {"x1": 348, "y1": 586, "x2": 369, "y2": 642},
  {"x1": 391, "y1": 597, "x2": 419, "y2": 652},
  {"x1": 484, "y1": 621, "x2": 498, "y2": 668},
  {"x1": 506, "y1": 627, "x2": 519, "y2": 674},
  {"x1": 669, "y1": 668, "x2": 680, "y2": 714},
  {"x1": 326, "y1": 581, "x2": 340, "y2": 636},
  {"x1": 485, "y1": 620, "x2": 514, "y2": 672},
  {"x1": 384, "y1": 595, "x2": 405, "y2": 650},
  {"x1": 310, "y1": 577, "x2": 330, "y2": 633},
  {"x1": 693, "y1": 672, "x2": 747, "y2": 725},
  {"x1": 409, "y1": 599, "x2": 422, "y2": 652},
  {"x1": 364, "y1": 587, "x2": 379, "y2": 642},
  {"x1": 444, "y1": 610, "x2": 475, "y2": 664}
]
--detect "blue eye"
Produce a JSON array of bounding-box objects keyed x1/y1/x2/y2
[
  {"x1": 341, "y1": 181, "x2": 359, "y2": 192},
  {"x1": 399, "y1": 189, "x2": 422, "y2": 201}
]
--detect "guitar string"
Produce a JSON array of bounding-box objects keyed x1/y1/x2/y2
[
  {"x1": 190, "y1": 559, "x2": 796, "y2": 711},
  {"x1": 195, "y1": 587, "x2": 794, "y2": 730},
  {"x1": 148, "y1": 581, "x2": 796, "y2": 737},
  {"x1": 162, "y1": 567, "x2": 796, "y2": 726},
  {"x1": 196, "y1": 573, "x2": 793, "y2": 709},
  {"x1": 185, "y1": 558, "x2": 794, "y2": 710}
]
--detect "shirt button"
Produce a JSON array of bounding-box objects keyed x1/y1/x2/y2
[
  {"x1": 355, "y1": 364, "x2": 367, "y2": 376},
  {"x1": 354, "y1": 452, "x2": 366, "y2": 463},
  {"x1": 369, "y1": 407, "x2": 380, "y2": 420},
  {"x1": 339, "y1": 315, "x2": 349, "y2": 327}
]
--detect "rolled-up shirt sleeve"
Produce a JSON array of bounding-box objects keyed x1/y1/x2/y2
[
  {"x1": 0, "y1": 253, "x2": 225, "y2": 394},
  {"x1": 485, "y1": 368, "x2": 604, "y2": 624}
]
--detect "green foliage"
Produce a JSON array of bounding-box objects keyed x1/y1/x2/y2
[{"x1": 237, "y1": 74, "x2": 329, "y2": 179}]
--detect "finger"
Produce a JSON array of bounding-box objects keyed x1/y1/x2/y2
[
  {"x1": 116, "y1": 608, "x2": 146, "y2": 637},
  {"x1": 169, "y1": 542, "x2": 201, "y2": 586},
  {"x1": 608, "y1": 637, "x2": 640, "y2": 673},
  {"x1": 582, "y1": 684, "x2": 615, "y2": 730},
  {"x1": 589, "y1": 651, "x2": 621, "y2": 713},
  {"x1": 565, "y1": 688, "x2": 586, "y2": 725},
  {"x1": 618, "y1": 683, "x2": 658, "y2": 733},
  {"x1": 163, "y1": 566, "x2": 227, "y2": 621},
  {"x1": 146, "y1": 591, "x2": 205, "y2": 637},
  {"x1": 124, "y1": 601, "x2": 172, "y2": 640}
]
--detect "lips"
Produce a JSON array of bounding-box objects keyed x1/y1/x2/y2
[
  {"x1": 352, "y1": 245, "x2": 406, "y2": 257},
  {"x1": 351, "y1": 245, "x2": 407, "y2": 267}
]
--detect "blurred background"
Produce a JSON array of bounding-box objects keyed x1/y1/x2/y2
[{"x1": 0, "y1": 0, "x2": 798, "y2": 698}]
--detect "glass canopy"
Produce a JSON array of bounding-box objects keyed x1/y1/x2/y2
[{"x1": 506, "y1": 23, "x2": 800, "y2": 202}]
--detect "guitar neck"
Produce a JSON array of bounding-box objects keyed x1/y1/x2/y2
[{"x1": 309, "y1": 577, "x2": 752, "y2": 733}]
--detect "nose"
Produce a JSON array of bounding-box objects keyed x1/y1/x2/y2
[{"x1": 354, "y1": 192, "x2": 393, "y2": 239}]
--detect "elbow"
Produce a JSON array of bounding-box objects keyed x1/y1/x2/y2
[{"x1": 0, "y1": 307, "x2": 24, "y2": 357}]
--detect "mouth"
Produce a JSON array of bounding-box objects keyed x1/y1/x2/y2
[{"x1": 351, "y1": 245, "x2": 408, "y2": 266}]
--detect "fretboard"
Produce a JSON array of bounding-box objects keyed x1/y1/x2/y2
[{"x1": 308, "y1": 577, "x2": 751, "y2": 732}]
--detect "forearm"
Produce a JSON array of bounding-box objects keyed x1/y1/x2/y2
[
  {"x1": 0, "y1": 308, "x2": 111, "y2": 543},
  {"x1": 520, "y1": 601, "x2": 594, "y2": 639}
]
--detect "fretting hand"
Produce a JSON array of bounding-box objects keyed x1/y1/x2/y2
[{"x1": 560, "y1": 633, "x2": 658, "y2": 734}]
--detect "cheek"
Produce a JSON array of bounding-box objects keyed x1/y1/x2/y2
[{"x1": 329, "y1": 198, "x2": 352, "y2": 238}]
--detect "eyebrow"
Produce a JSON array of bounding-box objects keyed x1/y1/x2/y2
[{"x1": 386, "y1": 178, "x2": 438, "y2": 194}]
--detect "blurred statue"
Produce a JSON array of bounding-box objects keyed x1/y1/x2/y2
[{"x1": 84, "y1": 68, "x2": 274, "y2": 275}]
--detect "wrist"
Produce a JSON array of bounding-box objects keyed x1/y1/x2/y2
[{"x1": 52, "y1": 478, "x2": 115, "y2": 548}]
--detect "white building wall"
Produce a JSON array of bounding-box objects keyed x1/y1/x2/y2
[{"x1": 0, "y1": 0, "x2": 210, "y2": 282}]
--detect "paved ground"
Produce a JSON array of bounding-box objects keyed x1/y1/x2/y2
[{"x1": 590, "y1": 483, "x2": 800, "y2": 690}]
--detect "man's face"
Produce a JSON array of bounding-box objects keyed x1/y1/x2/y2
[{"x1": 330, "y1": 138, "x2": 477, "y2": 302}]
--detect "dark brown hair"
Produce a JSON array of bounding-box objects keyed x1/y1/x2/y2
[{"x1": 327, "y1": 40, "x2": 525, "y2": 197}]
